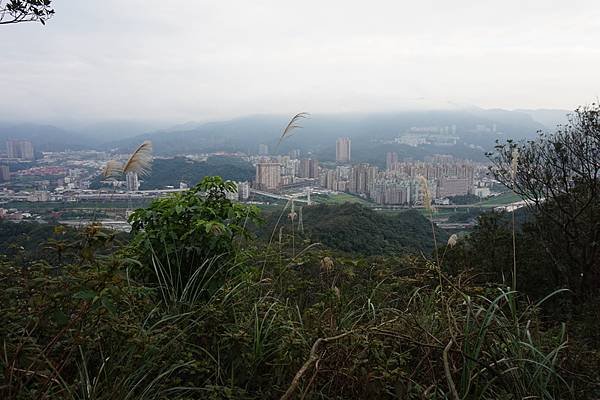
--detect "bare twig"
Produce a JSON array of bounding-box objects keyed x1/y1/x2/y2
[
  {"x1": 443, "y1": 339, "x2": 460, "y2": 400},
  {"x1": 280, "y1": 331, "x2": 353, "y2": 400}
]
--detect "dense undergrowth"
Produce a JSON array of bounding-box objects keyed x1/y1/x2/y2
[{"x1": 1, "y1": 247, "x2": 589, "y2": 399}]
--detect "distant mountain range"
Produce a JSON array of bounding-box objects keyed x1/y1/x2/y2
[
  {"x1": 0, "y1": 108, "x2": 570, "y2": 160},
  {"x1": 0, "y1": 122, "x2": 98, "y2": 152},
  {"x1": 516, "y1": 109, "x2": 571, "y2": 128}
]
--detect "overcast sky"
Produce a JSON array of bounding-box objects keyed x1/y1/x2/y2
[{"x1": 2, "y1": 0, "x2": 600, "y2": 123}]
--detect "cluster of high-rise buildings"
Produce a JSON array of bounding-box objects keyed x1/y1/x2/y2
[
  {"x1": 323, "y1": 152, "x2": 479, "y2": 205},
  {"x1": 6, "y1": 140, "x2": 35, "y2": 160},
  {"x1": 254, "y1": 157, "x2": 320, "y2": 189},
  {"x1": 254, "y1": 138, "x2": 351, "y2": 191},
  {"x1": 254, "y1": 138, "x2": 489, "y2": 206}
]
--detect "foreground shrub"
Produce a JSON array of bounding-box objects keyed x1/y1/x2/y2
[{"x1": 128, "y1": 176, "x2": 260, "y2": 287}]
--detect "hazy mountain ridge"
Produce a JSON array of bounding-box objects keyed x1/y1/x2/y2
[
  {"x1": 515, "y1": 109, "x2": 571, "y2": 129},
  {"x1": 0, "y1": 122, "x2": 98, "y2": 152},
  {"x1": 108, "y1": 108, "x2": 548, "y2": 158},
  {"x1": 0, "y1": 107, "x2": 558, "y2": 156}
]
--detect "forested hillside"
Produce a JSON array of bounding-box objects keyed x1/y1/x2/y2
[
  {"x1": 140, "y1": 156, "x2": 254, "y2": 189},
  {"x1": 90, "y1": 156, "x2": 255, "y2": 189},
  {"x1": 274, "y1": 203, "x2": 448, "y2": 255}
]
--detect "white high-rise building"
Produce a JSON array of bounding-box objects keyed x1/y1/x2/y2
[
  {"x1": 336, "y1": 137, "x2": 351, "y2": 162},
  {"x1": 237, "y1": 181, "x2": 250, "y2": 200},
  {"x1": 126, "y1": 171, "x2": 140, "y2": 191}
]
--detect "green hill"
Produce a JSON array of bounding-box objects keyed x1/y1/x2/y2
[
  {"x1": 91, "y1": 156, "x2": 255, "y2": 189},
  {"x1": 140, "y1": 156, "x2": 254, "y2": 189},
  {"x1": 262, "y1": 203, "x2": 448, "y2": 255}
]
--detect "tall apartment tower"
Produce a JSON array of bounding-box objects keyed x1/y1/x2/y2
[
  {"x1": 237, "y1": 181, "x2": 250, "y2": 200},
  {"x1": 336, "y1": 137, "x2": 351, "y2": 162},
  {"x1": 0, "y1": 165, "x2": 10, "y2": 182},
  {"x1": 386, "y1": 152, "x2": 398, "y2": 170},
  {"x1": 126, "y1": 171, "x2": 140, "y2": 191},
  {"x1": 255, "y1": 163, "x2": 281, "y2": 191},
  {"x1": 6, "y1": 141, "x2": 18, "y2": 158}
]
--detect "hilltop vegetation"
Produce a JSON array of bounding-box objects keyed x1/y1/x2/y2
[
  {"x1": 90, "y1": 156, "x2": 255, "y2": 190},
  {"x1": 139, "y1": 156, "x2": 254, "y2": 189},
  {"x1": 279, "y1": 203, "x2": 448, "y2": 255}
]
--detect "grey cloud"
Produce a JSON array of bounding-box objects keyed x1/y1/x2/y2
[{"x1": 1, "y1": 0, "x2": 599, "y2": 123}]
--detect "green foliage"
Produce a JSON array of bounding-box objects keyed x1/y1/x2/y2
[
  {"x1": 445, "y1": 208, "x2": 483, "y2": 223},
  {"x1": 488, "y1": 104, "x2": 600, "y2": 299},
  {"x1": 128, "y1": 176, "x2": 260, "y2": 284},
  {"x1": 90, "y1": 157, "x2": 255, "y2": 190},
  {"x1": 443, "y1": 211, "x2": 560, "y2": 302},
  {"x1": 0, "y1": 221, "x2": 126, "y2": 266},
  {"x1": 0, "y1": 260, "x2": 189, "y2": 399},
  {"x1": 140, "y1": 156, "x2": 254, "y2": 190},
  {"x1": 261, "y1": 203, "x2": 448, "y2": 255},
  {"x1": 2, "y1": 247, "x2": 591, "y2": 399}
]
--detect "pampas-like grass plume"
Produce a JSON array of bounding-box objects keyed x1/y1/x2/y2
[
  {"x1": 102, "y1": 160, "x2": 123, "y2": 179},
  {"x1": 123, "y1": 141, "x2": 153, "y2": 177},
  {"x1": 275, "y1": 112, "x2": 310, "y2": 150},
  {"x1": 447, "y1": 234, "x2": 458, "y2": 248},
  {"x1": 418, "y1": 176, "x2": 433, "y2": 212},
  {"x1": 320, "y1": 256, "x2": 334, "y2": 273}
]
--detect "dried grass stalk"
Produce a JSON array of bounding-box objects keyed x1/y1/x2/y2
[
  {"x1": 276, "y1": 112, "x2": 310, "y2": 149},
  {"x1": 123, "y1": 141, "x2": 153, "y2": 177},
  {"x1": 419, "y1": 176, "x2": 433, "y2": 212},
  {"x1": 102, "y1": 160, "x2": 123, "y2": 178}
]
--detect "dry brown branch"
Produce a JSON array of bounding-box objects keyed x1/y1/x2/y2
[
  {"x1": 280, "y1": 331, "x2": 353, "y2": 400},
  {"x1": 443, "y1": 340, "x2": 460, "y2": 400}
]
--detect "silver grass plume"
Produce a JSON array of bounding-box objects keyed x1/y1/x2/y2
[
  {"x1": 418, "y1": 176, "x2": 433, "y2": 212},
  {"x1": 447, "y1": 234, "x2": 458, "y2": 248},
  {"x1": 320, "y1": 256, "x2": 334, "y2": 273},
  {"x1": 102, "y1": 160, "x2": 123, "y2": 179},
  {"x1": 275, "y1": 112, "x2": 310, "y2": 150},
  {"x1": 123, "y1": 141, "x2": 153, "y2": 177}
]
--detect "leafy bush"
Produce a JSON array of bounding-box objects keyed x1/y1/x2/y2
[{"x1": 128, "y1": 176, "x2": 260, "y2": 286}]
